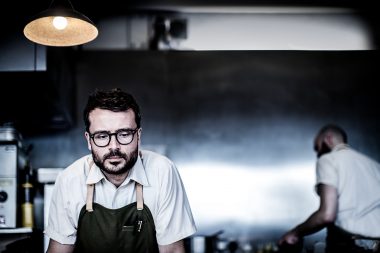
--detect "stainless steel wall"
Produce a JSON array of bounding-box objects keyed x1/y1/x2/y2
[{"x1": 27, "y1": 50, "x2": 380, "y2": 249}]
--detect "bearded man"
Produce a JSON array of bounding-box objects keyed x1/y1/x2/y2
[{"x1": 46, "y1": 88, "x2": 196, "y2": 253}]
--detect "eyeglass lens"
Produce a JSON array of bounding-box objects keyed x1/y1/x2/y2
[{"x1": 92, "y1": 129, "x2": 137, "y2": 147}]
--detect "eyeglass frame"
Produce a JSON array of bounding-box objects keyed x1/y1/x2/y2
[{"x1": 88, "y1": 128, "x2": 139, "y2": 147}]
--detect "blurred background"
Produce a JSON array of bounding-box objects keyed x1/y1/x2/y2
[{"x1": 0, "y1": 0, "x2": 379, "y2": 252}]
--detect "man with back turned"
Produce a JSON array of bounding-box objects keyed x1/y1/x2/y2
[
  {"x1": 45, "y1": 88, "x2": 196, "y2": 253},
  {"x1": 278, "y1": 124, "x2": 380, "y2": 253}
]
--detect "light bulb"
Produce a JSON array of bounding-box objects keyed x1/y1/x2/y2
[{"x1": 53, "y1": 16, "x2": 68, "y2": 30}]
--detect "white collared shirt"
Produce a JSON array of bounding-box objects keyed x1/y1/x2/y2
[
  {"x1": 45, "y1": 150, "x2": 197, "y2": 245},
  {"x1": 316, "y1": 144, "x2": 380, "y2": 237}
]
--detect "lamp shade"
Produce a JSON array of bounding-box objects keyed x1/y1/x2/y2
[{"x1": 23, "y1": 1, "x2": 98, "y2": 47}]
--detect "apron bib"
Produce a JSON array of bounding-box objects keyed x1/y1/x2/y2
[{"x1": 74, "y1": 158, "x2": 159, "y2": 253}]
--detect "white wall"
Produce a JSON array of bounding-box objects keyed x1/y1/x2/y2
[{"x1": 84, "y1": 7, "x2": 373, "y2": 51}]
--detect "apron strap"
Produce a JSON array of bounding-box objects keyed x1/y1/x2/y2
[
  {"x1": 86, "y1": 184, "x2": 95, "y2": 212},
  {"x1": 136, "y1": 151, "x2": 144, "y2": 211},
  {"x1": 136, "y1": 182, "x2": 144, "y2": 210},
  {"x1": 86, "y1": 158, "x2": 95, "y2": 212},
  {"x1": 85, "y1": 156, "x2": 144, "y2": 212}
]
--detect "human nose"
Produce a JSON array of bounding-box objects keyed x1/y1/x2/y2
[{"x1": 108, "y1": 134, "x2": 120, "y2": 149}]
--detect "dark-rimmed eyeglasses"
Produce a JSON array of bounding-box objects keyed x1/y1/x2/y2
[{"x1": 89, "y1": 128, "x2": 139, "y2": 147}]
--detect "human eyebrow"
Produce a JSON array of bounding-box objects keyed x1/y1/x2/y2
[
  {"x1": 116, "y1": 128, "x2": 138, "y2": 132},
  {"x1": 91, "y1": 128, "x2": 137, "y2": 135},
  {"x1": 91, "y1": 130, "x2": 110, "y2": 135}
]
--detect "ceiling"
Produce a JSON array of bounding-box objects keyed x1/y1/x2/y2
[
  {"x1": 2, "y1": 0, "x2": 379, "y2": 47},
  {"x1": 74, "y1": 0, "x2": 377, "y2": 15},
  {"x1": 5, "y1": 0, "x2": 379, "y2": 22}
]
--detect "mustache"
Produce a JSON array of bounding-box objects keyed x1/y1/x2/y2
[{"x1": 103, "y1": 149, "x2": 128, "y2": 160}]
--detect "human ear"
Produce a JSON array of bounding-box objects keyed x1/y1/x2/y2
[
  {"x1": 137, "y1": 128, "x2": 142, "y2": 145},
  {"x1": 324, "y1": 133, "x2": 334, "y2": 148},
  {"x1": 85, "y1": 132, "x2": 92, "y2": 151}
]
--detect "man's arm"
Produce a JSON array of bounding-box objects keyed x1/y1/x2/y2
[
  {"x1": 46, "y1": 239, "x2": 75, "y2": 253},
  {"x1": 158, "y1": 240, "x2": 185, "y2": 253},
  {"x1": 278, "y1": 184, "x2": 338, "y2": 245}
]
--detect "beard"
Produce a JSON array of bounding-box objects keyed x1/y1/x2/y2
[
  {"x1": 92, "y1": 147, "x2": 139, "y2": 175},
  {"x1": 317, "y1": 141, "x2": 331, "y2": 158}
]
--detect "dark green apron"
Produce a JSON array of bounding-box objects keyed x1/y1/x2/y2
[
  {"x1": 326, "y1": 225, "x2": 380, "y2": 253},
  {"x1": 74, "y1": 161, "x2": 159, "y2": 253}
]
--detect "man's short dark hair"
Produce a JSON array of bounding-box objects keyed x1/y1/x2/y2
[
  {"x1": 83, "y1": 88, "x2": 141, "y2": 132},
  {"x1": 318, "y1": 124, "x2": 348, "y2": 143}
]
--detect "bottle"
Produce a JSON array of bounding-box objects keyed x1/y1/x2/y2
[{"x1": 21, "y1": 162, "x2": 34, "y2": 228}]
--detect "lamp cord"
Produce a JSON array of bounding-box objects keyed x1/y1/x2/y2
[{"x1": 67, "y1": 0, "x2": 74, "y2": 9}]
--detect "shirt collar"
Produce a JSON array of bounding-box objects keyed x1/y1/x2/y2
[
  {"x1": 128, "y1": 154, "x2": 150, "y2": 187},
  {"x1": 85, "y1": 154, "x2": 150, "y2": 187},
  {"x1": 332, "y1": 143, "x2": 349, "y2": 152}
]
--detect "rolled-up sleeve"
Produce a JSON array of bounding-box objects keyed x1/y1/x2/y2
[
  {"x1": 155, "y1": 161, "x2": 197, "y2": 245},
  {"x1": 316, "y1": 156, "x2": 338, "y2": 190},
  {"x1": 44, "y1": 172, "x2": 77, "y2": 245}
]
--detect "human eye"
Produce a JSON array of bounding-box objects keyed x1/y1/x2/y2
[
  {"x1": 118, "y1": 130, "x2": 133, "y2": 138},
  {"x1": 94, "y1": 132, "x2": 109, "y2": 140}
]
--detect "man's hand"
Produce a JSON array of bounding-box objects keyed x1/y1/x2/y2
[
  {"x1": 278, "y1": 229, "x2": 300, "y2": 246},
  {"x1": 278, "y1": 184, "x2": 338, "y2": 248}
]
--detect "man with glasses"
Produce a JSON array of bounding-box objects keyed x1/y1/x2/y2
[{"x1": 45, "y1": 88, "x2": 196, "y2": 253}]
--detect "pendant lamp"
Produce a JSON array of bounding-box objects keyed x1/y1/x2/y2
[{"x1": 23, "y1": 0, "x2": 98, "y2": 47}]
